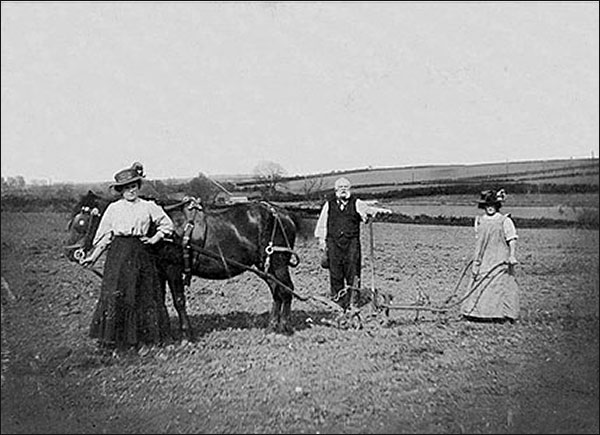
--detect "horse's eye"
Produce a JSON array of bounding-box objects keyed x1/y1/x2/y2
[{"x1": 78, "y1": 219, "x2": 86, "y2": 227}]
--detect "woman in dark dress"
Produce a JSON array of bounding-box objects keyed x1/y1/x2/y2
[{"x1": 81, "y1": 162, "x2": 174, "y2": 351}]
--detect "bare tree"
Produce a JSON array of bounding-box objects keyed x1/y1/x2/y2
[
  {"x1": 253, "y1": 160, "x2": 287, "y2": 195},
  {"x1": 301, "y1": 174, "x2": 325, "y2": 199}
]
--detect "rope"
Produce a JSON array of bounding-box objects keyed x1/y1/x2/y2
[
  {"x1": 180, "y1": 239, "x2": 349, "y2": 315},
  {"x1": 88, "y1": 268, "x2": 103, "y2": 279},
  {"x1": 358, "y1": 215, "x2": 511, "y2": 315},
  {"x1": 183, "y1": 240, "x2": 310, "y2": 302}
]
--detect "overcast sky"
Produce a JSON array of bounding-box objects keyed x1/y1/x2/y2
[{"x1": 1, "y1": 1, "x2": 598, "y2": 183}]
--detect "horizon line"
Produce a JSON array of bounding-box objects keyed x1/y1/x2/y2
[{"x1": 4, "y1": 155, "x2": 598, "y2": 185}]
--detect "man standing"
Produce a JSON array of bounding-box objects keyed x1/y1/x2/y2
[{"x1": 314, "y1": 177, "x2": 392, "y2": 305}]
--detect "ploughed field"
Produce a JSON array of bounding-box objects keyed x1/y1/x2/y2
[{"x1": 1, "y1": 212, "x2": 598, "y2": 434}]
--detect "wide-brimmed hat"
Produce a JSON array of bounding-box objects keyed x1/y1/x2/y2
[
  {"x1": 110, "y1": 162, "x2": 145, "y2": 188},
  {"x1": 477, "y1": 189, "x2": 507, "y2": 209}
]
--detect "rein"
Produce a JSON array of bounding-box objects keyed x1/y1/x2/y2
[
  {"x1": 162, "y1": 197, "x2": 196, "y2": 212},
  {"x1": 373, "y1": 260, "x2": 510, "y2": 313},
  {"x1": 176, "y1": 238, "x2": 309, "y2": 302},
  {"x1": 86, "y1": 267, "x2": 104, "y2": 279}
]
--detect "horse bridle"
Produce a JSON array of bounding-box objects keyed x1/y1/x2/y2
[
  {"x1": 261, "y1": 201, "x2": 300, "y2": 272},
  {"x1": 65, "y1": 205, "x2": 101, "y2": 262}
]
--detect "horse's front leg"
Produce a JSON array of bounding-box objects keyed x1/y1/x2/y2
[
  {"x1": 165, "y1": 264, "x2": 194, "y2": 342},
  {"x1": 279, "y1": 290, "x2": 293, "y2": 335},
  {"x1": 268, "y1": 262, "x2": 294, "y2": 335},
  {"x1": 266, "y1": 283, "x2": 283, "y2": 334}
]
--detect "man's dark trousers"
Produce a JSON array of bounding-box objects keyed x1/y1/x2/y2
[{"x1": 327, "y1": 236, "x2": 361, "y2": 300}]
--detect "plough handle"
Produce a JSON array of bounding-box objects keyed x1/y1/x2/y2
[{"x1": 368, "y1": 219, "x2": 378, "y2": 310}]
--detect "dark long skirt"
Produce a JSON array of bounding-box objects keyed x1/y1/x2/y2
[{"x1": 89, "y1": 237, "x2": 171, "y2": 349}]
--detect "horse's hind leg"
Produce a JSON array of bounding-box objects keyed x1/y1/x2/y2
[{"x1": 165, "y1": 264, "x2": 195, "y2": 342}]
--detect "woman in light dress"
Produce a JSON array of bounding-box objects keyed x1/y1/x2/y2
[{"x1": 461, "y1": 188, "x2": 520, "y2": 323}]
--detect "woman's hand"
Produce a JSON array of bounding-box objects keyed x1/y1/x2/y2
[
  {"x1": 318, "y1": 238, "x2": 326, "y2": 251},
  {"x1": 141, "y1": 233, "x2": 163, "y2": 245},
  {"x1": 471, "y1": 260, "x2": 480, "y2": 278},
  {"x1": 367, "y1": 208, "x2": 392, "y2": 219},
  {"x1": 80, "y1": 256, "x2": 95, "y2": 267},
  {"x1": 80, "y1": 248, "x2": 102, "y2": 267}
]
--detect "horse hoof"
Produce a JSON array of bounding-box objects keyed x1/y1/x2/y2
[
  {"x1": 278, "y1": 324, "x2": 294, "y2": 336},
  {"x1": 180, "y1": 329, "x2": 195, "y2": 343}
]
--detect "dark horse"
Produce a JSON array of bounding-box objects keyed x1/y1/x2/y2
[{"x1": 64, "y1": 191, "x2": 301, "y2": 340}]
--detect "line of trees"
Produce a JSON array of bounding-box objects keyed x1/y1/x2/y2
[{"x1": 1, "y1": 176, "x2": 26, "y2": 190}]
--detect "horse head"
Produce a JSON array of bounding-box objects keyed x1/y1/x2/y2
[
  {"x1": 64, "y1": 190, "x2": 110, "y2": 263},
  {"x1": 160, "y1": 195, "x2": 205, "y2": 241}
]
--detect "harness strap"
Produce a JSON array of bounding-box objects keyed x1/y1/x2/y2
[
  {"x1": 179, "y1": 196, "x2": 203, "y2": 287},
  {"x1": 162, "y1": 197, "x2": 194, "y2": 211},
  {"x1": 261, "y1": 202, "x2": 298, "y2": 272},
  {"x1": 182, "y1": 221, "x2": 194, "y2": 286}
]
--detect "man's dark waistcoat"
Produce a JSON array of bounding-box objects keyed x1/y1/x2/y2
[{"x1": 326, "y1": 196, "x2": 361, "y2": 241}]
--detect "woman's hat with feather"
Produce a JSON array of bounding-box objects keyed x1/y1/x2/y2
[
  {"x1": 110, "y1": 161, "x2": 146, "y2": 188},
  {"x1": 477, "y1": 188, "x2": 507, "y2": 209}
]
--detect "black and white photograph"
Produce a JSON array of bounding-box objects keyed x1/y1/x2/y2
[{"x1": 1, "y1": 1, "x2": 598, "y2": 433}]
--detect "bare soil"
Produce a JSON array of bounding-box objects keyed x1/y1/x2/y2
[{"x1": 1, "y1": 212, "x2": 598, "y2": 434}]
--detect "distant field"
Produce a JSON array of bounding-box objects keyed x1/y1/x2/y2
[
  {"x1": 381, "y1": 193, "x2": 599, "y2": 221},
  {"x1": 272, "y1": 157, "x2": 599, "y2": 196},
  {"x1": 286, "y1": 192, "x2": 599, "y2": 208},
  {"x1": 382, "y1": 204, "x2": 589, "y2": 222},
  {"x1": 382, "y1": 192, "x2": 599, "y2": 208},
  {"x1": 381, "y1": 193, "x2": 598, "y2": 221},
  {"x1": 285, "y1": 193, "x2": 599, "y2": 223}
]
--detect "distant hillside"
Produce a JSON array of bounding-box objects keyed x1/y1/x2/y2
[{"x1": 229, "y1": 157, "x2": 599, "y2": 197}]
